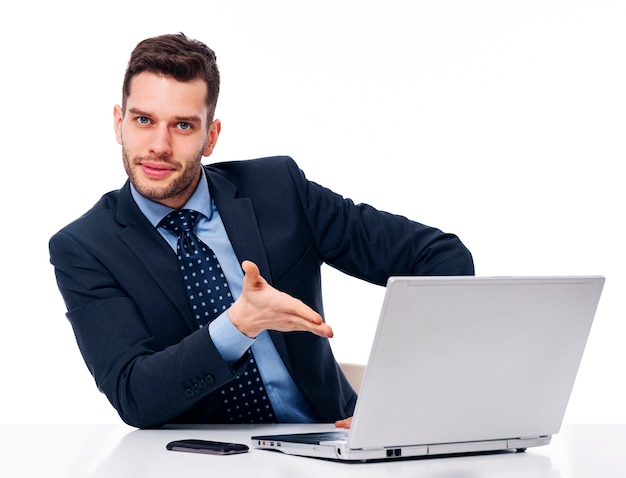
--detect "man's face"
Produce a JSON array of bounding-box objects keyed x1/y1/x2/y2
[{"x1": 114, "y1": 71, "x2": 221, "y2": 209}]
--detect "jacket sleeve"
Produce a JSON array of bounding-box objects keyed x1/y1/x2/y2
[
  {"x1": 49, "y1": 228, "x2": 240, "y2": 428},
  {"x1": 284, "y1": 158, "x2": 475, "y2": 283}
]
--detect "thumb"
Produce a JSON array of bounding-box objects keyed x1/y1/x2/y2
[{"x1": 241, "y1": 260, "x2": 265, "y2": 288}]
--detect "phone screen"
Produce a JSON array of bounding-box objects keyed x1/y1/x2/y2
[{"x1": 166, "y1": 439, "x2": 249, "y2": 455}]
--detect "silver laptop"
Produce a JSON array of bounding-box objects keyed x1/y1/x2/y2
[{"x1": 252, "y1": 275, "x2": 604, "y2": 461}]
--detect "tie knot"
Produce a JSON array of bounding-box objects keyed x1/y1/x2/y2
[{"x1": 159, "y1": 209, "x2": 199, "y2": 236}]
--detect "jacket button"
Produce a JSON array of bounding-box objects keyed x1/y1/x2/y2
[
  {"x1": 184, "y1": 388, "x2": 194, "y2": 397},
  {"x1": 205, "y1": 375, "x2": 215, "y2": 384}
]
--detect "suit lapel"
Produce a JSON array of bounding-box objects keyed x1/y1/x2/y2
[
  {"x1": 205, "y1": 168, "x2": 273, "y2": 284},
  {"x1": 115, "y1": 182, "x2": 196, "y2": 331}
]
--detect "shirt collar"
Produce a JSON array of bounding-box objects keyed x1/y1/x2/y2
[{"x1": 130, "y1": 168, "x2": 213, "y2": 227}]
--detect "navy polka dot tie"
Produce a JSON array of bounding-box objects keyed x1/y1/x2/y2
[{"x1": 160, "y1": 209, "x2": 275, "y2": 423}]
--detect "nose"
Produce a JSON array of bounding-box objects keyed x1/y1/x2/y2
[{"x1": 149, "y1": 124, "x2": 172, "y2": 157}]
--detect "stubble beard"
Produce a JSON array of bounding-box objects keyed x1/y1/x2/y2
[{"x1": 122, "y1": 147, "x2": 203, "y2": 204}]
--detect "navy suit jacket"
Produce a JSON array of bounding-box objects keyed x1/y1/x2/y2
[{"x1": 50, "y1": 156, "x2": 474, "y2": 428}]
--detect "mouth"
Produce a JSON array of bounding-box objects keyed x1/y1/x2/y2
[{"x1": 139, "y1": 161, "x2": 176, "y2": 179}]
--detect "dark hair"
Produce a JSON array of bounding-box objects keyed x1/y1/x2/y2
[{"x1": 122, "y1": 33, "x2": 220, "y2": 120}]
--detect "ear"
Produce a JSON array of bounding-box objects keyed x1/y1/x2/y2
[
  {"x1": 202, "y1": 119, "x2": 222, "y2": 157},
  {"x1": 113, "y1": 105, "x2": 124, "y2": 145}
]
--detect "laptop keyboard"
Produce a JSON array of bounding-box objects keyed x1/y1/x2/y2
[{"x1": 262, "y1": 430, "x2": 349, "y2": 444}]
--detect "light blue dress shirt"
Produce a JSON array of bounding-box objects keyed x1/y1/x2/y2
[{"x1": 130, "y1": 171, "x2": 316, "y2": 422}]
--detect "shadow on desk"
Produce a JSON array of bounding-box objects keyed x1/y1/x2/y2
[{"x1": 90, "y1": 424, "x2": 558, "y2": 478}]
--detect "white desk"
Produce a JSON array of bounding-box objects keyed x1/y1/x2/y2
[{"x1": 2, "y1": 424, "x2": 625, "y2": 477}]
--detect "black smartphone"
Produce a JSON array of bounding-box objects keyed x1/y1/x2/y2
[{"x1": 166, "y1": 439, "x2": 249, "y2": 455}]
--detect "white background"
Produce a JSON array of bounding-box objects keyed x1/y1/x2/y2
[{"x1": 0, "y1": 1, "x2": 623, "y2": 425}]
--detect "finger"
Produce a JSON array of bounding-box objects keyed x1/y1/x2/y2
[
  {"x1": 241, "y1": 259, "x2": 259, "y2": 279},
  {"x1": 334, "y1": 417, "x2": 352, "y2": 429},
  {"x1": 287, "y1": 297, "x2": 323, "y2": 325},
  {"x1": 298, "y1": 319, "x2": 333, "y2": 338},
  {"x1": 273, "y1": 308, "x2": 333, "y2": 337},
  {"x1": 241, "y1": 260, "x2": 265, "y2": 288},
  {"x1": 281, "y1": 296, "x2": 334, "y2": 338},
  {"x1": 321, "y1": 323, "x2": 334, "y2": 338}
]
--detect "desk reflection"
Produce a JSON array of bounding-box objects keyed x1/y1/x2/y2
[{"x1": 91, "y1": 424, "x2": 557, "y2": 478}]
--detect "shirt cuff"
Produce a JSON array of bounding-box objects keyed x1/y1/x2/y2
[{"x1": 208, "y1": 311, "x2": 255, "y2": 365}]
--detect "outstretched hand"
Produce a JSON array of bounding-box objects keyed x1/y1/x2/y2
[{"x1": 228, "y1": 260, "x2": 334, "y2": 339}]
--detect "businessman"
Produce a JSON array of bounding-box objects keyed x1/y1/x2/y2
[{"x1": 49, "y1": 33, "x2": 474, "y2": 428}]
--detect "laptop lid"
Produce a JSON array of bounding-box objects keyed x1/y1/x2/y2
[{"x1": 253, "y1": 275, "x2": 604, "y2": 460}]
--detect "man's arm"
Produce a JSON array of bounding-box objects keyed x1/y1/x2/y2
[
  {"x1": 283, "y1": 158, "x2": 475, "y2": 281},
  {"x1": 50, "y1": 230, "x2": 238, "y2": 427}
]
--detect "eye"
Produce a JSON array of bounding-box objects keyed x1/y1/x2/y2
[
  {"x1": 136, "y1": 116, "x2": 151, "y2": 125},
  {"x1": 178, "y1": 122, "x2": 192, "y2": 131}
]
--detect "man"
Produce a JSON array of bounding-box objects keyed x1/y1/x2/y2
[{"x1": 49, "y1": 33, "x2": 474, "y2": 428}]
